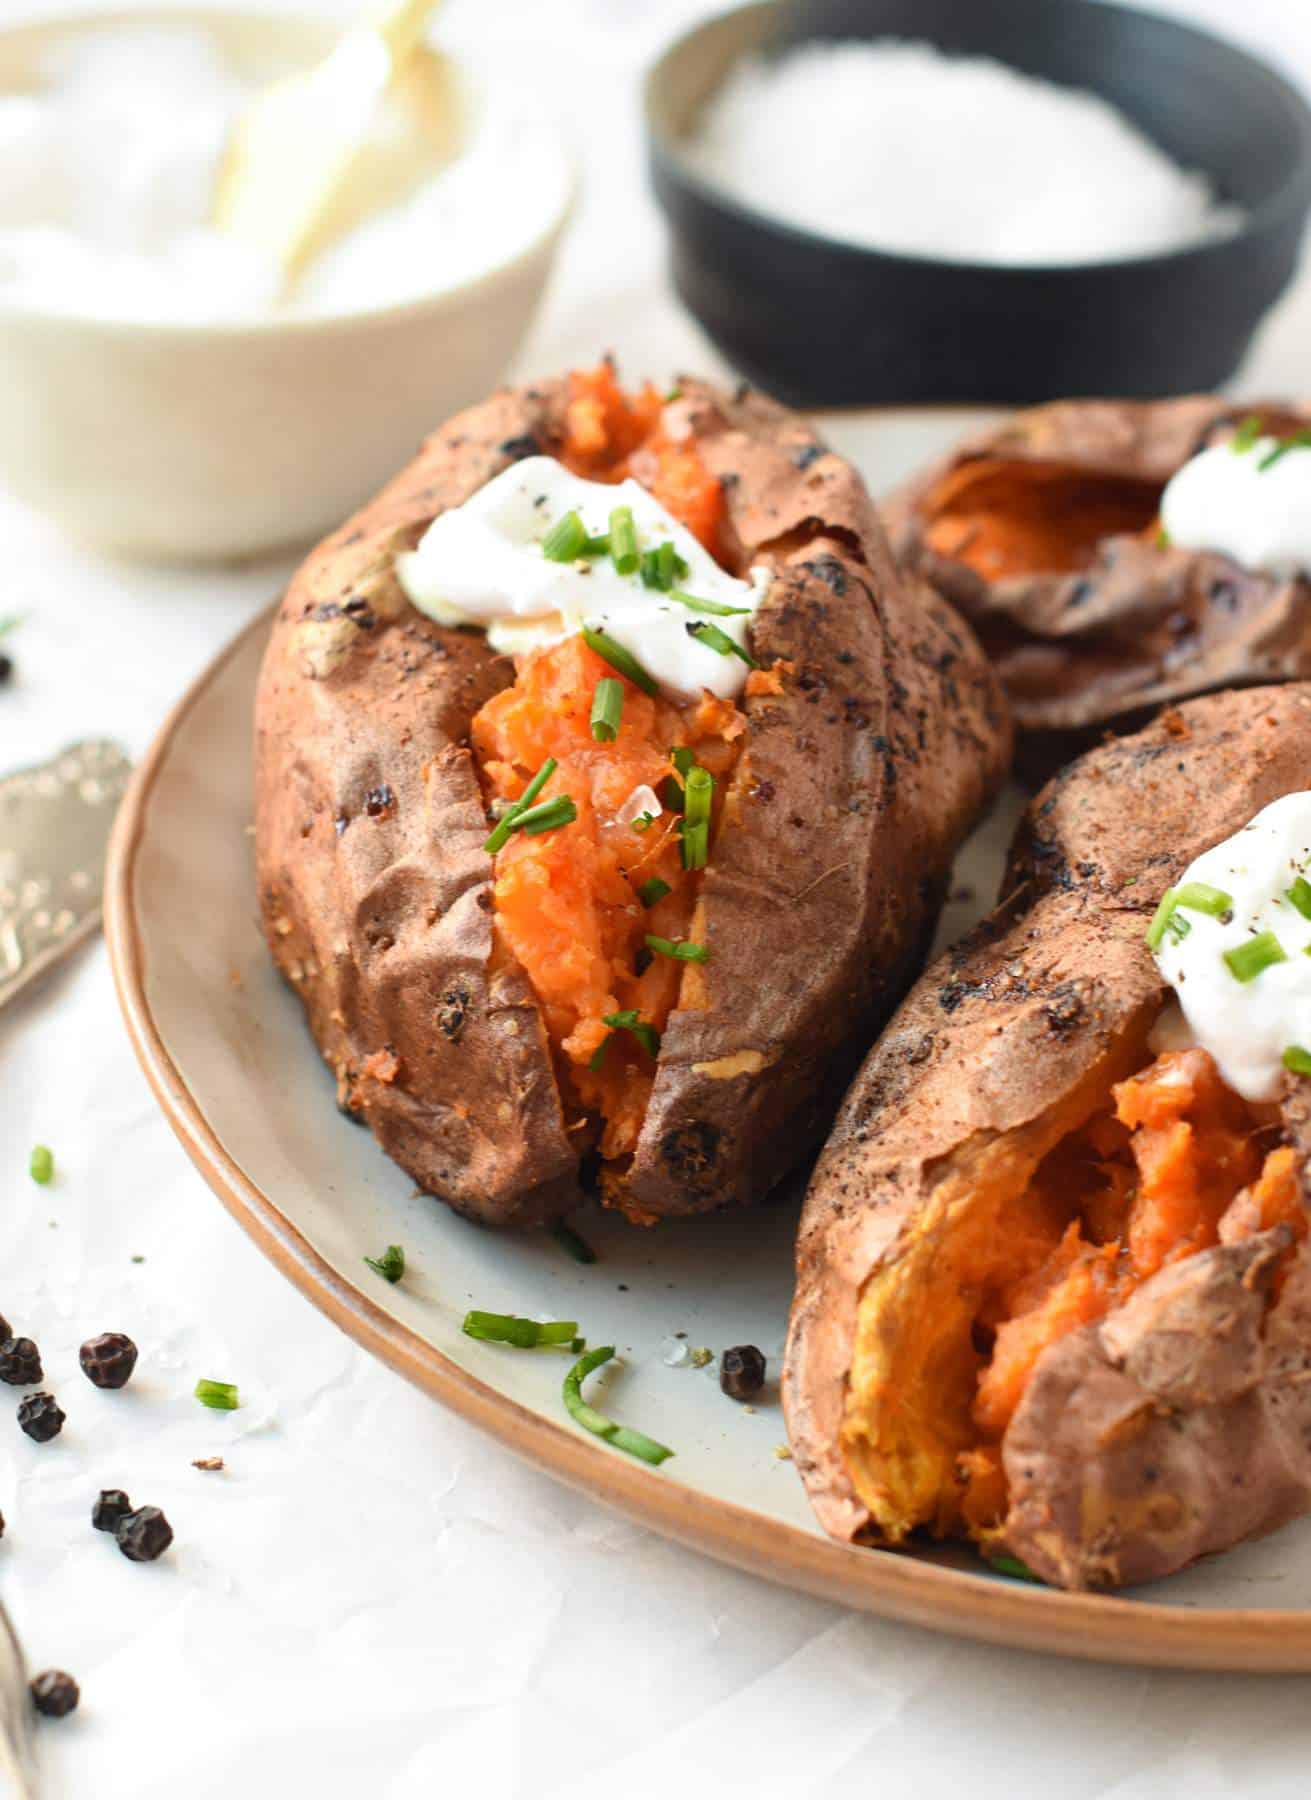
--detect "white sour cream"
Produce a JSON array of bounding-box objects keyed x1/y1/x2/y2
[
  {"x1": 1151, "y1": 791, "x2": 1311, "y2": 1100},
  {"x1": 396, "y1": 456, "x2": 765, "y2": 703},
  {"x1": 1159, "y1": 437, "x2": 1311, "y2": 578}
]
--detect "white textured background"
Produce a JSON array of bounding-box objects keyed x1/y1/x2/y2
[{"x1": 3, "y1": 2, "x2": 1311, "y2": 1796}]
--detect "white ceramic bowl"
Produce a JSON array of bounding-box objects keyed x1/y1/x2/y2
[{"x1": 0, "y1": 9, "x2": 573, "y2": 560}]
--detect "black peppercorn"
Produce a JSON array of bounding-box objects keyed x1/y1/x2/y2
[
  {"x1": 30, "y1": 1671, "x2": 78, "y2": 1718},
  {"x1": 79, "y1": 1332, "x2": 139, "y2": 1390},
  {"x1": 17, "y1": 1392, "x2": 64, "y2": 1443},
  {"x1": 0, "y1": 1337, "x2": 42, "y2": 1385},
  {"x1": 92, "y1": 1488, "x2": 133, "y2": 1533},
  {"x1": 719, "y1": 1344, "x2": 766, "y2": 1402},
  {"x1": 116, "y1": 1505, "x2": 173, "y2": 1563}
]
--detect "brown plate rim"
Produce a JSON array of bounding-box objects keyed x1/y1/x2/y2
[{"x1": 104, "y1": 553, "x2": 1311, "y2": 1679}]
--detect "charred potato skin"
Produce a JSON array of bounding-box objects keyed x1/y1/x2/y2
[
  {"x1": 784, "y1": 685, "x2": 1311, "y2": 1587},
  {"x1": 256, "y1": 377, "x2": 1010, "y2": 1227},
  {"x1": 887, "y1": 398, "x2": 1311, "y2": 755}
]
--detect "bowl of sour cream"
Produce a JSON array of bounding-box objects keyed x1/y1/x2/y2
[{"x1": 0, "y1": 10, "x2": 573, "y2": 558}]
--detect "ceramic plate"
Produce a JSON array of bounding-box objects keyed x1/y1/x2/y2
[{"x1": 106, "y1": 408, "x2": 1311, "y2": 1670}]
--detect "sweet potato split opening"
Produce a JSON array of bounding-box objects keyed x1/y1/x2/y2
[
  {"x1": 470, "y1": 367, "x2": 746, "y2": 1189},
  {"x1": 842, "y1": 1021, "x2": 1304, "y2": 1547},
  {"x1": 921, "y1": 459, "x2": 1164, "y2": 583}
]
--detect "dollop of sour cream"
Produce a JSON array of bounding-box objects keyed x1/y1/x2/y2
[
  {"x1": 396, "y1": 456, "x2": 766, "y2": 702},
  {"x1": 1151, "y1": 791, "x2": 1311, "y2": 1100},
  {"x1": 1159, "y1": 436, "x2": 1311, "y2": 578}
]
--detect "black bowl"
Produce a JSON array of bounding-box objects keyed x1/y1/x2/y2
[{"x1": 645, "y1": 0, "x2": 1311, "y2": 405}]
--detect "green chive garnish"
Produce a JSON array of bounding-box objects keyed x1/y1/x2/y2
[
  {"x1": 195, "y1": 1378, "x2": 240, "y2": 1411},
  {"x1": 645, "y1": 934, "x2": 710, "y2": 963},
  {"x1": 641, "y1": 543, "x2": 689, "y2": 591},
  {"x1": 1174, "y1": 881, "x2": 1232, "y2": 918},
  {"x1": 1155, "y1": 526, "x2": 1171, "y2": 550},
  {"x1": 462, "y1": 1311, "x2": 582, "y2": 1349},
  {"x1": 588, "y1": 1038, "x2": 610, "y2": 1072},
  {"x1": 550, "y1": 1219, "x2": 597, "y2": 1264},
  {"x1": 1231, "y1": 415, "x2": 1264, "y2": 454},
  {"x1": 517, "y1": 795, "x2": 578, "y2": 837},
  {"x1": 988, "y1": 1554, "x2": 1040, "y2": 1582},
  {"x1": 581, "y1": 625, "x2": 658, "y2": 696},
  {"x1": 1284, "y1": 1045, "x2": 1311, "y2": 1077},
  {"x1": 602, "y1": 1009, "x2": 660, "y2": 1058},
  {"x1": 668, "y1": 589, "x2": 751, "y2": 618},
  {"x1": 638, "y1": 877, "x2": 672, "y2": 908},
  {"x1": 582, "y1": 532, "x2": 610, "y2": 555},
  {"x1": 542, "y1": 511, "x2": 587, "y2": 562},
  {"x1": 1167, "y1": 911, "x2": 1191, "y2": 943},
  {"x1": 685, "y1": 619, "x2": 757, "y2": 667},
  {"x1": 1145, "y1": 887, "x2": 1179, "y2": 951},
  {"x1": 484, "y1": 757, "x2": 557, "y2": 854},
  {"x1": 631, "y1": 810, "x2": 656, "y2": 833},
  {"x1": 609, "y1": 505, "x2": 640, "y2": 576},
  {"x1": 1258, "y1": 430, "x2": 1311, "y2": 472},
  {"x1": 29, "y1": 1145, "x2": 53, "y2": 1186},
  {"x1": 661, "y1": 746, "x2": 695, "y2": 813},
  {"x1": 0, "y1": 614, "x2": 23, "y2": 639},
  {"x1": 1224, "y1": 931, "x2": 1287, "y2": 983},
  {"x1": 364, "y1": 1244, "x2": 405, "y2": 1283},
  {"x1": 681, "y1": 767, "x2": 713, "y2": 870},
  {"x1": 1287, "y1": 877, "x2": 1311, "y2": 921},
  {"x1": 563, "y1": 1344, "x2": 674, "y2": 1466},
  {"x1": 590, "y1": 677, "x2": 625, "y2": 744}
]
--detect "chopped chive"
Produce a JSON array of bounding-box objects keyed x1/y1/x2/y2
[
  {"x1": 641, "y1": 542, "x2": 689, "y2": 591},
  {"x1": 645, "y1": 934, "x2": 710, "y2": 964},
  {"x1": 588, "y1": 1036, "x2": 611, "y2": 1072},
  {"x1": 550, "y1": 1219, "x2": 597, "y2": 1264},
  {"x1": 0, "y1": 614, "x2": 23, "y2": 639},
  {"x1": 1174, "y1": 881, "x2": 1232, "y2": 918},
  {"x1": 462, "y1": 1311, "x2": 580, "y2": 1348},
  {"x1": 563, "y1": 1344, "x2": 674, "y2": 1465},
  {"x1": 665, "y1": 384, "x2": 683, "y2": 402},
  {"x1": 1224, "y1": 931, "x2": 1287, "y2": 983},
  {"x1": 581, "y1": 625, "x2": 658, "y2": 697},
  {"x1": 681, "y1": 822, "x2": 709, "y2": 870},
  {"x1": 609, "y1": 505, "x2": 640, "y2": 575},
  {"x1": 1166, "y1": 911, "x2": 1191, "y2": 943},
  {"x1": 542, "y1": 510, "x2": 587, "y2": 562},
  {"x1": 988, "y1": 1554, "x2": 1040, "y2": 1582},
  {"x1": 1259, "y1": 430, "x2": 1311, "y2": 472},
  {"x1": 1287, "y1": 877, "x2": 1311, "y2": 921},
  {"x1": 364, "y1": 1243, "x2": 405, "y2": 1283},
  {"x1": 1284, "y1": 1045, "x2": 1311, "y2": 1077},
  {"x1": 668, "y1": 589, "x2": 751, "y2": 618},
  {"x1": 631, "y1": 810, "x2": 656, "y2": 833},
  {"x1": 590, "y1": 677, "x2": 624, "y2": 744},
  {"x1": 637, "y1": 877, "x2": 672, "y2": 908},
  {"x1": 517, "y1": 795, "x2": 578, "y2": 837},
  {"x1": 661, "y1": 746, "x2": 695, "y2": 812},
  {"x1": 195, "y1": 1378, "x2": 240, "y2": 1411},
  {"x1": 1231, "y1": 415, "x2": 1264, "y2": 454},
  {"x1": 582, "y1": 532, "x2": 611, "y2": 556},
  {"x1": 28, "y1": 1144, "x2": 53, "y2": 1185},
  {"x1": 1155, "y1": 525, "x2": 1171, "y2": 550},
  {"x1": 681, "y1": 768, "x2": 713, "y2": 869},
  {"x1": 602, "y1": 1009, "x2": 661, "y2": 1059},
  {"x1": 1145, "y1": 887, "x2": 1179, "y2": 951},
  {"x1": 685, "y1": 619, "x2": 758, "y2": 667},
  {"x1": 484, "y1": 757, "x2": 557, "y2": 854}
]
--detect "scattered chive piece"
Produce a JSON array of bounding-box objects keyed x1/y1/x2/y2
[
  {"x1": 588, "y1": 1037, "x2": 611, "y2": 1072},
  {"x1": 681, "y1": 767, "x2": 714, "y2": 870},
  {"x1": 1258, "y1": 430, "x2": 1311, "y2": 473},
  {"x1": 550, "y1": 1219, "x2": 597, "y2": 1264},
  {"x1": 1166, "y1": 911, "x2": 1191, "y2": 943},
  {"x1": 582, "y1": 532, "x2": 611, "y2": 556},
  {"x1": 682, "y1": 822, "x2": 709, "y2": 869},
  {"x1": 665, "y1": 384, "x2": 682, "y2": 403},
  {"x1": 602, "y1": 1009, "x2": 660, "y2": 1058},
  {"x1": 563, "y1": 1344, "x2": 674, "y2": 1466},
  {"x1": 0, "y1": 614, "x2": 23, "y2": 638},
  {"x1": 609, "y1": 505, "x2": 640, "y2": 576},
  {"x1": 195, "y1": 1378, "x2": 239, "y2": 1411},
  {"x1": 1224, "y1": 931, "x2": 1287, "y2": 983},
  {"x1": 638, "y1": 877, "x2": 672, "y2": 909},
  {"x1": 484, "y1": 757, "x2": 557, "y2": 854},
  {"x1": 685, "y1": 619, "x2": 757, "y2": 667},
  {"x1": 1174, "y1": 881, "x2": 1232, "y2": 918},
  {"x1": 581, "y1": 625, "x2": 658, "y2": 696},
  {"x1": 1231, "y1": 415, "x2": 1264, "y2": 454},
  {"x1": 462, "y1": 1311, "x2": 580, "y2": 1348},
  {"x1": 1145, "y1": 887, "x2": 1179, "y2": 952},
  {"x1": 1155, "y1": 525, "x2": 1171, "y2": 550},
  {"x1": 989, "y1": 1554, "x2": 1040, "y2": 1582},
  {"x1": 364, "y1": 1244, "x2": 405, "y2": 1283},
  {"x1": 640, "y1": 542, "x2": 689, "y2": 591},
  {"x1": 661, "y1": 746, "x2": 695, "y2": 813},
  {"x1": 1287, "y1": 877, "x2": 1311, "y2": 921},
  {"x1": 668, "y1": 589, "x2": 751, "y2": 618},
  {"x1": 541, "y1": 510, "x2": 587, "y2": 562},
  {"x1": 29, "y1": 1145, "x2": 53, "y2": 1185},
  {"x1": 590, "y1": 677, "x2": 625, "y2": 744},
  {"x1": 517, "y1": 795, "x2": 578, "y2": 837},
  {"x1": 631, "y1": 810, "x2": 656, "y2": 833},
  {"x1": 1284, "y1": 1045, "x2": 1311, "y2": 1077},
  {"x1": 645, "y1": 934, "x2": 710, "y2": 964}
]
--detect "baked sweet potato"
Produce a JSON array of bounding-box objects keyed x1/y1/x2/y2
[
  {"x1": 255, "y1": 368, "x2": 1010, "y2": 1229},
  {"x1": 886, "y1": 398, "x2": 1311, "y2": 760},
  {"x1": 784, "y1": 684, "x2": 1311, "y2": 1590}
]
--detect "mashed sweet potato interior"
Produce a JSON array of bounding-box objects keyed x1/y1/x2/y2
[
  {"x1": 842, "y1": 1036, "x2": 1306, "y2": 1546},
  {"x1": 921, "y1": 458, "x2": 1164, "y2": 582},
  {"x1": 469, "y1": 367, "x2": 746, "y2": 1175}
]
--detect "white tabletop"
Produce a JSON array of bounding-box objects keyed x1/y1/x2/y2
[{"x1": 4, "y1": 1, "x2": 1311, "y2": 1795}]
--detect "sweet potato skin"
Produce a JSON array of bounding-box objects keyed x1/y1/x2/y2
[
  {"x1": 784, "y1": 684, "x2": 1311, "y2": 1586},
  {"x1": 886, "y1": 398, "x2": 1311, "y2": 752},
  {"x1": 255, "y1": 377, "x2": 1010, "y2": 1227}
]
